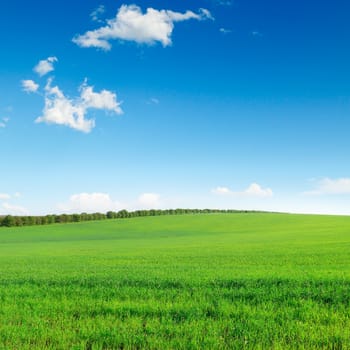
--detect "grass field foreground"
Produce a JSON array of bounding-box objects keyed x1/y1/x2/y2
[{"x1": 0, "y1": 213, "x2": 350, "y2": 349}]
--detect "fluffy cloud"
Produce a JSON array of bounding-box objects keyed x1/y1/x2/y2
[
  {"x1": 0, "y1": 193, "x2": 11, "y2": 200},
  {"x1": 244, "y1": 183, "x2": 273, "y2": 197},
  {"x1": 58, "y1": 192, "x2": 123, "y2": 213},
  {"x1": 35, "y1": 79, "x2": 122, "y2": 133},
  {"x1": 34, "y1": 57, "x2": 58, "y2": 76},
  {"x1": 212, "y1": 183, "x2": 273, "y2": 197},
  {"x1": 80, "y1": 82, "x2": 122, "y2": 112},
  {"x1": 1, "y1": 202, "x2": 28, "y2": 215},
  {"x1": 22, "y1": 79, "x2": 39, "y2": 93},
  {"x1": 211, "y1": 186, "x2": 232, "y2": 195},
  {"x1": 58, "y1": 192, "x2": 162, "y2": 213},
  {"x1": 73, "y1": 5, "x2": 213, "y2": 50},
  {"x1": 137, "y1": 193, "x2": 161, "y2": 209},
  {"x1": 304, "y1": 178, "x2": 350, "y2": 195}
]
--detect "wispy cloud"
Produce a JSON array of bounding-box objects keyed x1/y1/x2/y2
[
  {"x1": 21, "y1": 79, "x2": 39, "y2": 93},
  {"x1": 35, "y1": 78, "x2": 123, "y2": 133},
  {"x1": 90, "y1": 5, "x2": 105, "y2": 22},
  {"x1": 304, "y1": 177, "x2": 350, "y2": 195},
  {"x1": 73, "y1": 5, "x2": 213, "y2": 50},
  {"x1": 212, "y1": 183, "x2": 273, "y2": 197},
  {"x1": 34, "y1": 57, "x2": 58, "y2": 77},
  {"x1": 212, "y1": 0, "x2": 232, "y2": 6},
  {"x1": 0, "y1": 117, "x2": 9, "y2": 128},
  {"x1": 219, "y1": 28, "x2": 232, "y2": 34},
  {"x1": 147, "y1": 97, "x2": 160, "y2": 105}
]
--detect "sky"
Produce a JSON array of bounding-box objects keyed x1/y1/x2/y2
[{"x1": 1, "y1": 0, "x2": 350, "y2": 215}]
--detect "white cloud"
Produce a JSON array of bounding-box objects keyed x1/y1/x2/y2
[
  {"x1": 58, "y1": 192, "x2": 162, "y2": 213},
  {"x1": 73, "y1": 5, "x2": 213, "y2": 50},
  {"x1": 244, "y1": 183, "x2": 273, "y2": 197},
  {"x1": 212, "y1": 183, "x2": 273, "y2": 197},
  {"x1": 35, "y1": 79, "x2": 123, "y2": 133},
  {"x1": 58, "y1": 192, "x2": 123, "y2": 213},
  {"x1": 34, "y1": 57, "x2": 58, "y2": 76},
  {"x1": 304, "y1": 178, "x2": 350, "y2": 195},
  {"x1": 0, "y1": 193, "x2": 11, "y2": 200},
  {"x1": 197, "y1": 8, "x2": 214, "y2": 21},
  {"x1": 22, "y1": 79, "x2": 39, "y2": 93},
  {"x1": 80, "y1": 81, "x2": 123, "y2": 113},
  {"x1": 91, "y1": 5, "x2": 105, "y2": 22},
  {"x1": 211, "y1": 186, "x2": 232, "y2": 195},
  {"x1": 137, "y1": 193, "x2": 161, "y2": 209},
  {"x1": 1, "y1": 202, "x2": 28, "y2": 215}
]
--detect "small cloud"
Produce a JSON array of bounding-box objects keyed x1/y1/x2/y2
[
  {"x1": 0, "y1": 193, "x2": 11, "y2": 200},
  {"x1": 244, "y1": 183, "x2": 273, "y2": 197},
  {"x1": 35, "y1": 78, "x2": 123, "y2": 133},
  {"x1": 73, "y1": 5, "x2": 213, "y2": 50},
  {"x1": 304, "y1": 177, "x2": 350, "y2": 196},
  {"x1": 219, "y1": 28, "x2": 232, "y2": 34},
  {"x1": 137, "y1": 193, "x2": 161, "y2": 209},
  {"x1": 34, "y1": 57, "x2": 58, "y2": 77},
  {"x1": 14, "y1": 192, "x2": 21, "y2": 198},
  {"x1": 211, "y1": 186, "x2": 232, "y2": 195},
  {"x1": 1, "y1": 202, "x2": 28, "y2": 215},
  {"x1": 212, "y1": 183, "x2": 273, "y2": 197},
  {"x1": 22, "y1": 79, "x2": 39, "y2": 93},
  {"x1": 58, "y1": 192, "x2": 123, "y2": 213},
  {"x1": 90, "y1": 5, "x2": 105, "y2": 22}
]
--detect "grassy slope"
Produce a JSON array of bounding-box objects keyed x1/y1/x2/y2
[{"x1": 0, "y1": 213, "x2": 350, "y2": 349}]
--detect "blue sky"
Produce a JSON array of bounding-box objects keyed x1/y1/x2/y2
[{"x1": 1, "y1": 0, "x2": 350, "y2": 215}]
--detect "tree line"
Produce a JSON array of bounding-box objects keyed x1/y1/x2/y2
[{"x1": 0, "y1": 208, "x2": 263, "y2": 228}]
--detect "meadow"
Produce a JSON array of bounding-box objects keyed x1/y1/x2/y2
[{"x1": 0, "y1": 213, "x2": 350, "y2": 349}]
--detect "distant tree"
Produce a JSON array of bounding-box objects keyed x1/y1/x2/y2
[
  {"x1": 117, "y1": 210, "x2": 129, "y2": 218},
  {"x1": 14, "y1": 217, "x2": 23, "y2": 227},
  {"x1": 2, "y1": 215, "x2": 14, "y2": 227},
  {"x1": 72, "y1": 214, "x2": 81, "y2": 222},
  {"x1": 106, "y1": 211, "x2": 117, "y2": 219}
]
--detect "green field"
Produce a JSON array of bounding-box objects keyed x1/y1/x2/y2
[{"x1": 1, "y1": 213, "x2": 350, "y2": 349}]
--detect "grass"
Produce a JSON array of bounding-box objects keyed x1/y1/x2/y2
[{"x1": 0, "y1": 213, "x2": 350, "y2": 349}]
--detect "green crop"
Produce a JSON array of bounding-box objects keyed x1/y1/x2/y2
[{"x1": 0, "y1": 213, "x2": 350, "y2": 349}]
